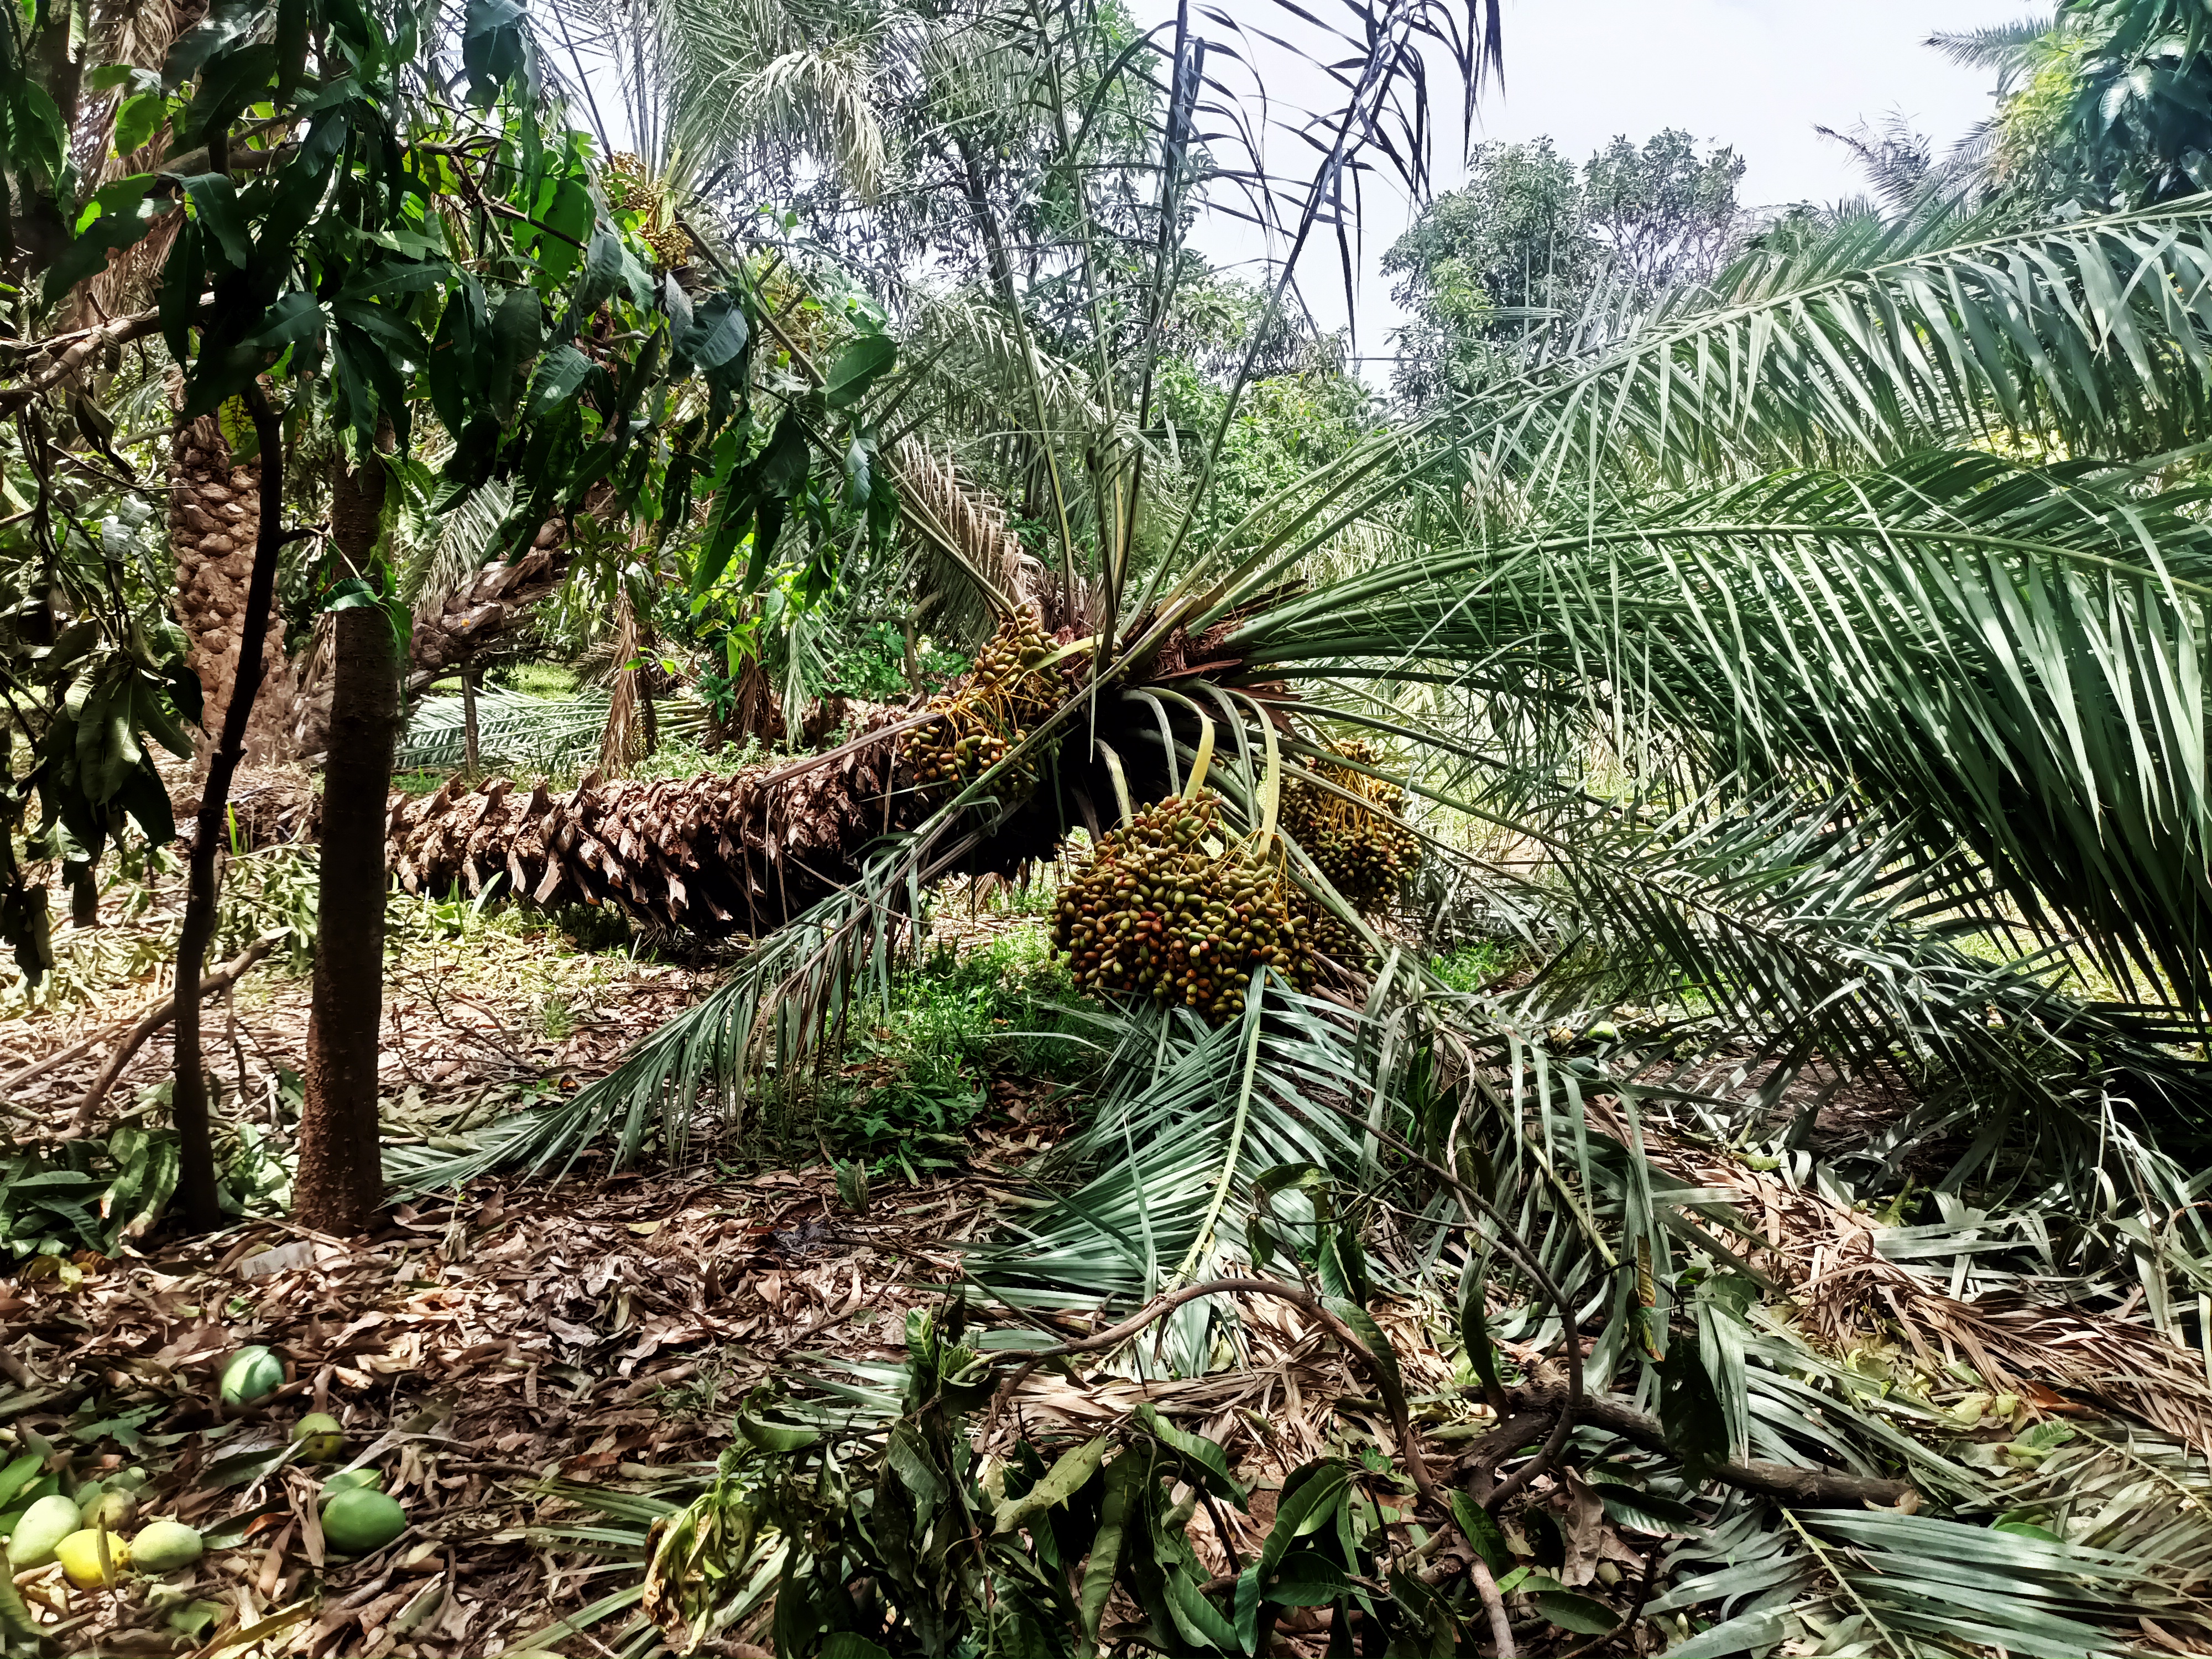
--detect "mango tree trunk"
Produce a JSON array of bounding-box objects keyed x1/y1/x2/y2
[{"x1": 294, "y1": 445, "x2": 398, "y2": 1234}]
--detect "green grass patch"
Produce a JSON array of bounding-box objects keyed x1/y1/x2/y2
[{"x1": 492, "y1": 660, "x2": 583, "y2": 698}]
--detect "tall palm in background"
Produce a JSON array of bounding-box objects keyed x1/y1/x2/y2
[{"x1": 387, "y1": 0, "x2": 2212, "y2": 1646}]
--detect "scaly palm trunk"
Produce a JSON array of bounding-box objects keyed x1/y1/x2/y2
[
  {"x1": 387, "y1": 705, "x2": 938, "y2": 935},
  {"x1": 406, "y1": 515, "x2": 570, "y2": 693},
  {"x1": 169, "y1": 405, "x2": 297, "y2": 764}
]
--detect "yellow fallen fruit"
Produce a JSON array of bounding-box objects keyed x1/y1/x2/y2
[
  {"x1": 54, "y1": 1528, "x2": 129, "y2": 1588},
  {"x1": 131, "y1": 1521, "x2": 204, "y2": 1574},
  {"x1": 291, "y1": 1411, "x2": 345, "y2": 1462}
]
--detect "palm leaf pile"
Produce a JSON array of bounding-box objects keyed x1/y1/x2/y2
[{"x1": 371, "y1": 1, "x2": 2212, "y2": 1652}]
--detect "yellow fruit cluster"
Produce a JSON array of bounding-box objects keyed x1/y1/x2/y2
[
  {"x1": 1051, "y1": 794, "x2": 1313, "y2": 1023},
  {"x1": 604, "y1": 152, "x2": 692, "y2": 268},
  {"x1": 904, "y1": 616, "x2": 1062, "y2": 800},
  {"x1": 1281, "y1": 735, "x2": 1418, "y2": 910}
]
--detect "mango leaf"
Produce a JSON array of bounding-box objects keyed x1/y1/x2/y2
[
  {"x1": 1323, "y1": 1295, "x2": 1402, "y2": 1406},
  {"x1": 1259, "y1": 1462, "x2": 1350, "y2": 1577},
  {"x1": 994, "y1": 1435, "x2": 1107, "y2": 1534},
  {"x1": 0, "y1": 1454, "x2": 43, "y2": 1509},
  {"x1": 1162, "y1": 1567, "x2": 1239, "y2": 1653},
  {"x1": 11, "y1": 84, "x2": 66, "y2": 182},
  {"x1": 160, "y1": 220, "x2": 205, "y2": 360},
  {"x1": 825, "y1": 332, "x2": 895, "y2": 409},
  {"x1": 685, "y1": 293, "x2": 749, "y2": 375},
  {"x1": 489, "y1": 286, "x2": 544, "y2": 419},
  {"x1": 1535, "y1": 1590, "x2": 1619, "y2": 1635},
  {"x1": 527, "y1": 343, "x2": 594, "y2": 419},
  {"x1": 1459, "y1": 1285, "x2": 1505, "y2": 1399},
  {"x1": 735, "y1": 1400, "x2": 821, "y2": 1453},
  {"x1": 180, "y1": 173, "x2": 251, "y2": 267},
  {"x1": 567, "y1": 222, "x2": 624, "y2": 326},
  {"x1": 1137, "y1": 1406, "x2": 1244, "y2": 1504},
  {"x1": 251, "y1": 291, "x2": 325, "y2": 348},
  {"x1": 163, "y1": 0, "x2": 276, "y2": 88},
  {"x1": 1077, "y1": 1454, "x2": 1136, "y2": 1648},
  {"x1": 112, "y1": 91, "x2": 166, "y2": 157},
  {"x1": 43, "y1": 176, "x2": 164, "y2": 302},
  {"x1": 1660, "y1": 1326, "x2": 1728, "y2": 1483},
  {"x1": 1448, "y1": 1490, "x2": 1513, "y2": 1574},
  {"x1": 1266, "y1": 1550, "x2": 1353, "y2": 1608},
  {"x1": 460, "y1": 0, "x2": 532, "y2": 107}
]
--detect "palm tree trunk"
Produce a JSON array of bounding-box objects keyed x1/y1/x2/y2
[
  {"x1": 293, "y1": 439, "x2": 398, "y2": 1233},
  {"x1": 171, "y1": 387, "x2": 286, "y2": 1232},
  {"x1": 390, "y1": 706, "x2": 922, "y2": 935},
  {"x1": 169, "y1": 398, "x2": 297, "y2": 765}
]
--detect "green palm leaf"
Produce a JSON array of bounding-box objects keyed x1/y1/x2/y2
[{"x1": 1236, "y1": 452, "x2": 2212, "y2": 1008}]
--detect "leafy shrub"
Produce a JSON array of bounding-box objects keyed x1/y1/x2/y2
[{"x1": 1429, "y1": 940, "x2": 1515, "y2": 992}]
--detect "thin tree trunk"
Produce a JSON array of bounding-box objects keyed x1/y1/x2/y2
[
  {"x1": 294, "y1": 439, "x2": 398, "y2": 1233},
  {"x1": 172, "y1": 385, "x2": 285, "y2": 1232},
  {"x1": 460, "y1": 658, "x2": 481, "y2": 775}
]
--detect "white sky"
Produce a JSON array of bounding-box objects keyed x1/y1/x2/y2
[{"x1": 1164, "y1": 0, "x2": 2039, "y2": 361}]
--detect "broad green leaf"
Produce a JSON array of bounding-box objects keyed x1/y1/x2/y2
[
  {"x1": 0, "y1": 1454, "x2": 43, "y2": 1509},
  {"x1": 112, "y1": 91, "x2": 165, "y2": 156},
  {"x1": 735, "y1": 1406, "x2": 820, "y2": 1453},
  {"x1": 1265, "y1": 1550, "x2": 1352, "y2": 1608},
  {"x1": 685, "y1": 294, "x2": 748, "y2": 374},
  {"x1": 1135, "y1": 1404, "x2": 1244, "y2": 1504},
  {"x1": 570, "y1": 222, "x2": 624, "y2": 323},
  {"x1": 527, "y1": 344, "x2": 594, "y2": 419},
  {"x1": 825, "y1": 332, "x2": 895, "y2": 409},
  {"x1": 1162, "y1": 1566, "x2": 1239, "y2": 1653},
  {"x1": 1077, "y1": 1454, "x2": 1135, "y2": 1651},
  {"x1": 1448, "y1": 1491, "x2": 1512, "y2": 1574},
  {"x1": 994, "y1": 1435, "x2": 1107, "y2": 1534},
  {"x1": 1259, "y1": 1463, "x2": 1349, "y2": 1577},
  {"x1": 179, "y1": 173, "x2": 251, "y2": 267},
  {"x1": 1534, "y1": 1590, "x2": 1619, "y2": 1635},
  {"x1": 1458, "y1": 1287, "x2": 1504, "y2": 1398},
  {"x1": 1323, "y1": 1296, "x2": 1402, "y2": 1407}
]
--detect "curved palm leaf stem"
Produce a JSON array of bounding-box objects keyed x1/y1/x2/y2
[
  {"x1": 1277, "y1": 1072, "x2": 1589, "y2": 1511},
  {"x1": 1126, "y1": 684, "x2": 1218, "y2": 792},
  {"x1": 1121, "y1": 690, "x2": 1183, "y2": 795},
  {"x1": 1778, "y1": 1506, "x2": 1912, "y2": 1659},
  {"x1": 1224, "y1": 688, "x2": 1283, "y2": 837},
  {"x1": 1171, "y1": 968, "x2": 1271, "y2": 1286}
]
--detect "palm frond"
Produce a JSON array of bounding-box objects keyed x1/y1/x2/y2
[
  {"x1": 1235, "y1": 452, "x2": 2212, "y2": 1010},
  {"x1": 394, "y1": 687, "x2": 617, "y2": 773}
]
